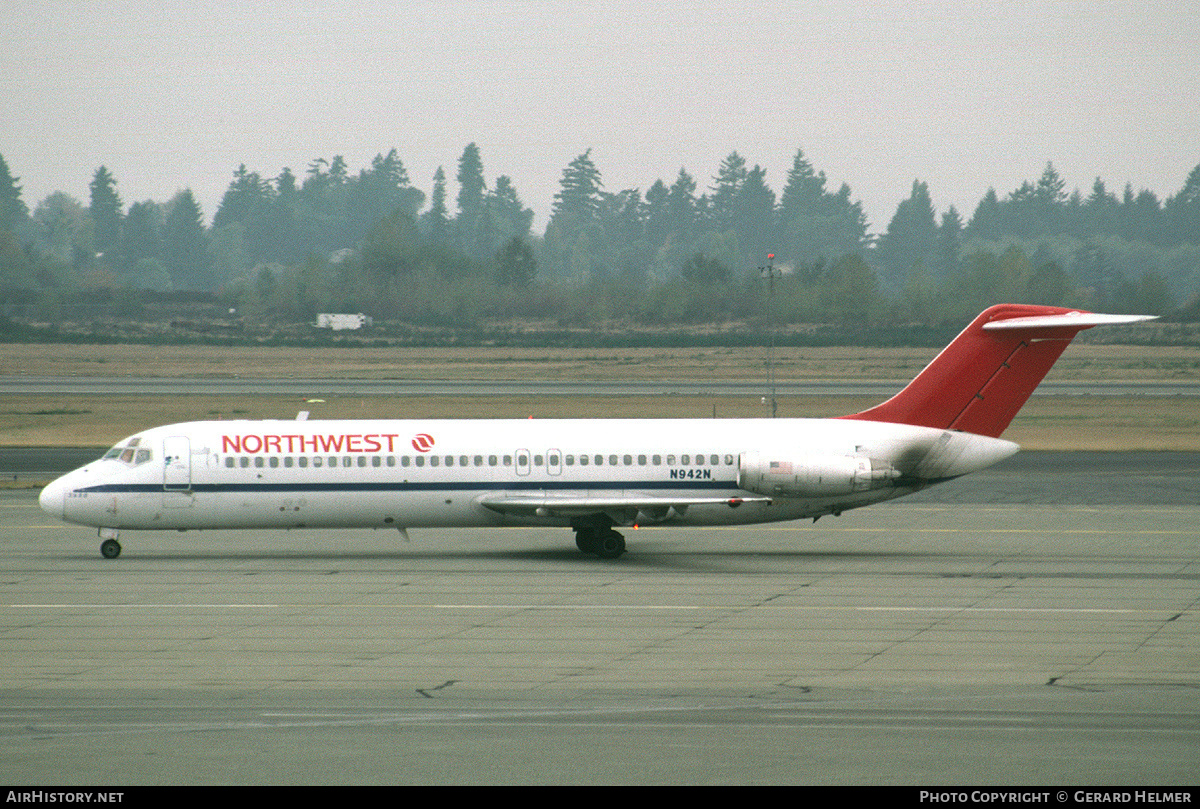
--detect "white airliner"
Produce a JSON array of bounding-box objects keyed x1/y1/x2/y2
[{"x1": 39, "y1": 304, "x2": 1153, "y2": 559}]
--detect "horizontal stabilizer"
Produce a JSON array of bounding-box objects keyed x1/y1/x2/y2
[{"x1": 981, "y1": 312, "x2": 1157, "y2": 331}]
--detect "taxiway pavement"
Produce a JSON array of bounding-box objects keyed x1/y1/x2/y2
[{"x1": 1, "y1": 453, "x2": 1197, "y2": 785}]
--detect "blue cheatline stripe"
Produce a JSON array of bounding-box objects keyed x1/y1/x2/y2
[{"x1": 77, "y1": 478, "x2": 739, "y2": 495}]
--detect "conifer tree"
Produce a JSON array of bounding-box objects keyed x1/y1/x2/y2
[
  {"x1": 424, "y1": 166, "x2": 450, "y2": 243},
  {"x1": 878, "y1": 180, "x2": 937, "y2": 284},
  {"x1": 1165, "y1": 163, "x2": 1200, "y2": 245},
  {"x1": 456, "y1": 143, "x2": 486, "y2": 223},
  {"x1": 455, "y1": 143, "x2": 487, "y2": 257},
  {"x1": 163, "y1": 190, "x2": 211, "y2": 290},
  {"x1": 0, "y1": 154, "x2": 28, "y2": 232},
  {"x1": 732, "y1": 165, "x2": 775, "y2": 265},
  {"x1": 778, "y1": 149, "x2": 825, "y2": 221},
  {"x1": 550, "y1": 149, "x2": 603, "y2": 232},
  {"x1": 120, "y1": 200, "x2": 164, "y2": 272},
  {"x1": 666, "y1": 168, "x2": 697, "y2": 243},
  {"x1": 88, "y1": 166, "x2": 123, "y2": 261},
  {"x1": 934, "y1": 207, "x2": 962, "y2": 279},
  {"x1": 709, "y1": 151, "x2": 747, "y2": 232}
]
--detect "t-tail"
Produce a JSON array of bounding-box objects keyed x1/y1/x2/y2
[{"x1": 839, "y1": 304, "x2": 1156, "y2": 438}]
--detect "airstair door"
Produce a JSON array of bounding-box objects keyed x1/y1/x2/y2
[{"x1": 163, "y1": 435, "x2": 193, "y2": 507}]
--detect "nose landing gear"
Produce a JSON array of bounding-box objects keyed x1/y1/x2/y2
[{"x1": 99, "y1": 528, "x2": 121, "y2": 559}]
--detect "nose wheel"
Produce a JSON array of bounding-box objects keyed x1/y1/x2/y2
[{"x1": 100, "y1": 538, "x2": 122, "y2": 559}]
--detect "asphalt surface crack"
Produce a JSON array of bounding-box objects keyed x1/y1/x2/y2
[{"x1": 416, "y1": 680, "x2": 457, "y2": 698}]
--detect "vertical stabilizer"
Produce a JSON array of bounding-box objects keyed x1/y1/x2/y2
[{"x1": 839, "y1": 304, "x2": 1154, "y2": 438}]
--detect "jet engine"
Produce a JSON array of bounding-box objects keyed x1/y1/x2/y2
[{"x1": 738, "y1": 451, "x2": 899, "y2": 497}]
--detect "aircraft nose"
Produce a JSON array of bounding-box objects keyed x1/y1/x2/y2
[{"x1": 39, "y1": 476, "x2": 66, "y2": 519}]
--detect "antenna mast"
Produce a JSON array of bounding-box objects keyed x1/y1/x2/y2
[{"x1": 759, "y1": 253, "x2": 779, "y2": 417}]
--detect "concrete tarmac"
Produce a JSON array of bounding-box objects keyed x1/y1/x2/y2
[{"x1": 1, "y1": 454, "x2": 1198, "y2": 785}]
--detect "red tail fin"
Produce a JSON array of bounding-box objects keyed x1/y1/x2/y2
[{"x1": 839, "y1": 304, "x2": 1154, "y2": 438}]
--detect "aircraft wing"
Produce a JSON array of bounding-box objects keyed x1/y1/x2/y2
[{"x1": 477, "y1": 491, "x2": 771, "y2": 522}]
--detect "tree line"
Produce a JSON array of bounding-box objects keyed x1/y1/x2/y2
[{"x1": 2, "y1": 147, "x2": 1198, "y2": 334}]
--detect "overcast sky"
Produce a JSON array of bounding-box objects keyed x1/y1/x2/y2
[{"x1": 2, "y1": 0, "x2": 1196, "y2": 233}]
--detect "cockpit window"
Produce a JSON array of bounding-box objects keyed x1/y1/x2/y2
[{"x1": 105, "y1": 439, "x2": 153, "y2": 467}]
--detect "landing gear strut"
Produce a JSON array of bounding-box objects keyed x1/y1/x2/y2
[{"x1": 574, "y1": 526, "x2": 626, "y2": 559}]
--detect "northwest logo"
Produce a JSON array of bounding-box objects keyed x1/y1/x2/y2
[{"x1": 411, "y1": 433, "x2": 435, "y2": 452}]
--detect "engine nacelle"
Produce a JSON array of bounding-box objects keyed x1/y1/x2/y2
[{"x1": 738, "y1": 451, "x2": 899, "y2": 497}]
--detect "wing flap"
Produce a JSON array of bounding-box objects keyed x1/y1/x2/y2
[{"x1": 478, "y1": 492, "x2": 769, "y2": 521}]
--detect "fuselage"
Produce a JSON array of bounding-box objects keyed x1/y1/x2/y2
[{"x1": 38, "y1": 416, "x2": 1018, "y2": 534}]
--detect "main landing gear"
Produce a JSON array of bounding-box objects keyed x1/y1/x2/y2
[{"x1": 574, "y1": 526, "x2": 626, "y2": 559}]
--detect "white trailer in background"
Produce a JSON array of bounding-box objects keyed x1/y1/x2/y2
[{"x1": 315, "y1": 313, "x2": 372, "y2": 331}]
